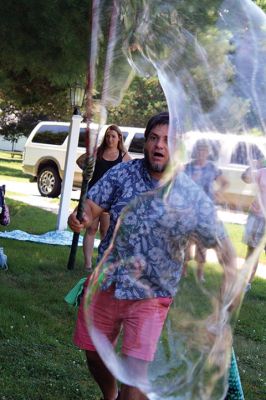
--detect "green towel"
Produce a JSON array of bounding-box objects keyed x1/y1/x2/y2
[{"x1": 64, "y1": 277, "x2": 87, "y2": 306}]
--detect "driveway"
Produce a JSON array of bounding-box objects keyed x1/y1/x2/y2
[{"x1": 3, "y1": 179, "x2": 80, "y2": 213}]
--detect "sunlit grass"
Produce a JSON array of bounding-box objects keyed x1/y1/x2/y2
[{"x1": 0, "y1": 150, "x2": 30, "y2": 181}]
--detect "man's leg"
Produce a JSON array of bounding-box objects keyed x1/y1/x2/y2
[
  {"x1": 119, "y1": 356, "x2": 148, "y2": 400},
  {"x1": 120, "y1": 385, "x2": 147, "y2": 400},
  {"x1": 86, "y1": 350, "x2": 119, "y2": 400}
]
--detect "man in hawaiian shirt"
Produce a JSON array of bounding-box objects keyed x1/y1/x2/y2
[{"x1": 68, "y1": 112, "x2": 236, "y2": 400}]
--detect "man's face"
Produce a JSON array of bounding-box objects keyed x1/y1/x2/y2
[{"x1": 144, "y1": 124, "x2": 169, "y2": 177}]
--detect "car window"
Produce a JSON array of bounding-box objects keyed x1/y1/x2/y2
[
  {"x1": 121, "y1": 131, "x2": 129, "y2": 142},
  {"x1": 78, "y1": 128, "x2": 87, "y2": 148},
  {"x1": 249, "y1": 144, "x2": 264, "y2": 160},
  {"x1": 230, "y1": 142, "x2": 264, "y2": 165},
  {"x1": 128, "y1": 132, "x2": 145, "y2": 154},
  {"x1": 191, "y1": 139, "x2": 221, "y2": 162},
  {"x1": 32, "y1": 125, "x2": 69, "y2": 145}
]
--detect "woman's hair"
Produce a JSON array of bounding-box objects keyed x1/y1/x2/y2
[{"x1": 97, "y1": 124, "x2": 126, "y2": 159}]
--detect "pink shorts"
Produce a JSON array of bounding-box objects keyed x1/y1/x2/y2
[{"x1": 73, "y1": 283, "x2": 172, "y2": 362}]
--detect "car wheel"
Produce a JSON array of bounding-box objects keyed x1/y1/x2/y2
[{"x1": 37, "y1": 166, "x2": 61, "y2": 198}]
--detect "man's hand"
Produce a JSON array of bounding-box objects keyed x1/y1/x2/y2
[
  {"x1": 68, "y1": 209, "x2": 90, "y2": 233},
  {"x1": 68, "y1": 199, "x2": 104, "y2": 233}
]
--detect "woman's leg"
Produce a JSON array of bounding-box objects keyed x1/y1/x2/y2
[
  {"x1": 99, "y1": 212, "x2": 110, "y2": 240},
  {"x1": 83, "y1": 218, "x2": 99, "y2": 270}
]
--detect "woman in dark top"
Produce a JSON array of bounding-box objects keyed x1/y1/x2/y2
[{"x1": 77, "y1": 124, "x2": 131, "y2": 271}]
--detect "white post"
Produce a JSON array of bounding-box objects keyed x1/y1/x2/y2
[{"x1": 56, "y1": 114, "x2": 83, "y2": 230}]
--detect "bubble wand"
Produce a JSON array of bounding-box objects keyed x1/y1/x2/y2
[{"x1": 67, "y1": 0, "x2": 120, "y2": 270}]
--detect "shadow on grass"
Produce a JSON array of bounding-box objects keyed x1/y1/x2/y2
[
  {"x1": 2, "y1": 198, "x2": 57, "y2": 233},
  {"x1": 0, "y1": 164, "x2": 31, "y2": 179}
]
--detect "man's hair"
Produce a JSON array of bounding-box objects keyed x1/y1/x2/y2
[{"x1": 144, "y1": 112, "x2": 169, "y2": 141}]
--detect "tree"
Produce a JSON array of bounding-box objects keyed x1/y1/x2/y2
[
  {"x1": 0, "y1": 0, "x2": 90, "y2": 100},
  {"x1": 0, "y1": 105, "x2": 49, "y2": 143},
  {"x1": 255, "y1": 0, "x2": 266, "y2": 11},
  {"x1": 0, "y1": 0, "x2": 264, "y2": 129},
  {"x1": 108, "y1": 77, "x2": 167, "y2": 127}
]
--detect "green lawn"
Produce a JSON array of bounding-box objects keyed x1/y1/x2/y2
[
  {"x1": 0, "y1": 198, "x2": 265, "y2": 399},
  {"x1": 0, "y1": 150, "x2": 31, "y2": 181},
  {"x1": 0, "y1": 153, "x2": 265, "y2": 399},
  {"x1": 0, "y1": 199, "x2": 100, "y2": 400},
  {"x1": 226, "y1": 222, "x2": 266, "y2": 264}
]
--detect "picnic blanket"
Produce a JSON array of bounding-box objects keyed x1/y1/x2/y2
[{"x1": 0, "y1": 229, "x2": 100, "y2": 247}]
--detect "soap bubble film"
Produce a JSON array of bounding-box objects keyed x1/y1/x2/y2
[{"x1": 82, "y1": 0, "x2": 266, "y2": 398}]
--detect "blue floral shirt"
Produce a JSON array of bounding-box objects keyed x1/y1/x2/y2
[
  {"x1": 88, "y1": 159, "x2": 159, "y2": 258},
  {"x1": 184, "y1": 161, "x2": 222, "y2": 200},
  {"x1": 88, "y1": 159, "x2": 226, "y2": 300}
]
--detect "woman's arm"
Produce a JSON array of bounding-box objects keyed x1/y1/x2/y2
[
  {"x1": 214, "y1": 174, "x2": 229, "y2": 203},
  {"x1": 122, "y1": 152, "x2": 132, "y2": 162},
  {"x1": 76, "y1": 153, "x2": 87, "y2": 170},
  {"x1": 241, "y1": 167, "x2": 252, "y2": 183}
]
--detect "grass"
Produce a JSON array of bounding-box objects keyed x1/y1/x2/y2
[
  {"x1": 0, "y1": 199, "x2": 100, "y2": 400},
  {"x1": 0, "y1": 152, "x2": 265, "y2": 399},
  {"x1": 0, "y1": 198, "x2": 265, "y2": 399},
  {"x1": 225, "y1": 222, "x2": 266, "y2": 264}
]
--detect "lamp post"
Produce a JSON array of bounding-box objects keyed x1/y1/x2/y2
[
  {"x1": 56, "y1": 83, "x2": 85, "y2": 231},
  {"x1": 69, "y1": 82, "x2": 86, "y2": 115}
]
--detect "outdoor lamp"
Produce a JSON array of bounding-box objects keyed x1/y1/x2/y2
[{"x1": 69, "y1": 82, "x2": 85, "y2": 115}]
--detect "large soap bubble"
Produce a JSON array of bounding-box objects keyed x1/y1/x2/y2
[
  {"x1": 84, "y1": 179, "x2": 241, "y2": 399},
  {"x1": 81, "y1": 0, "x2": 266, "y2": 398}
]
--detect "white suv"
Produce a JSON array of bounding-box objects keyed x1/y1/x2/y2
[
  {"x1": 184, "y1": 131, "x2": 266, "y2": 209},
  {"x1": 23, "y1": 121, "x2": 265, "y2": 209},
  {"x1": 22, "y1": 121, "x2": 145, "y2": 198}
]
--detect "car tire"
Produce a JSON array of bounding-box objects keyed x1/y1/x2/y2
[{"x1": 37, "y1": 166, "x2": 61, "y2": 198}]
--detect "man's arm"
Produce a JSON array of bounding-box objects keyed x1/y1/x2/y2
[
  {"x1": 214, "y1": 174, "x2": 229, "y2": 203},
  {"x1": 215, "y1": 236, "x2": 240, "y2": 310},
  {"x1": 68, "y1": 199, "x2": 104, "y2": 233}
]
